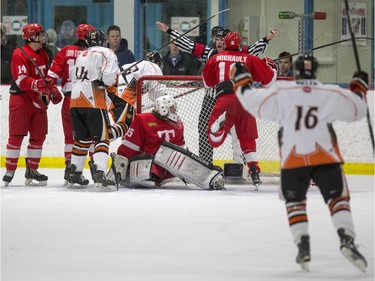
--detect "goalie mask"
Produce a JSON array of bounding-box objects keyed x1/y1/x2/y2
[
  {"x1": 294, "y1": 54, "x2": 318, "y2": 79},
  {"x1": 153, "y1": 95, "x2": 179, "y2": 122}
]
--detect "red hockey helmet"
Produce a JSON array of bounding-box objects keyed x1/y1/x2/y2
[
  {"x1": 22, "y1": 23, "x2": 44, "y2": 42},
  {"x1": 76, "y1": 24, "x2": 96, "y2": 41},
  {"x1": 224, "y1": 32, "x2": 241, "y2": 50}
]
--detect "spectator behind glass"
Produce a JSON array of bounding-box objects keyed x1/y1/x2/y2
[
  {"x1": 277, "y1": 51, "x2": 293, "y2": 77},
  {"x1": 1, "y1": 22, "x2": 12, "y2": 84},
  {"x1": 106, "y1": 25, "x2": 135, "y2": 66},
  {"x1": 162, "y1": 38, "x2": 201, "y2": 75},
  {"x1": 44, "y1": 28, "x2": 59, "y2": 64},
  {"x1": 56, "y1": 20, "x2": 77, "y2": 49}
]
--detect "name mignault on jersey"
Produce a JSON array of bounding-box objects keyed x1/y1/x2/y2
[{"x1": 215, "y1": 55, "x2": 248, "y2": 63}]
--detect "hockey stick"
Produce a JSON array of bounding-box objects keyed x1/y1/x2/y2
[
  {"x1": 119, "y1": 8, "x2": 231, "y2": 75},
  {"x1": 19, "y1": 46, "x2": 48, "y2": 83},
  {"x1": 19, "y1": 45, "x2": 55, "y2": 99},
  {"x1": 344, "y1": 0, "x2": 374, "y2": 153},
  {"x1": 274, "y1": 37, "x2": 373, "y2": 61}
]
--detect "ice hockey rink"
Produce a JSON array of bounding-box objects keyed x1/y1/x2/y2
[{"x1": 1, "y1": 169, "x2": 373, "y2": 281}]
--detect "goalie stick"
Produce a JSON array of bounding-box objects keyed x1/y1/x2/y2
[
  {"x1": 344, "y1": 0, "x2": 374, "y2": 154},
  {"x1": 119, "y1": 8, "x2": 231, "y2": 75}
]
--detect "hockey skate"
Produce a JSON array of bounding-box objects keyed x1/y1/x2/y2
[
  {"x1": 296, "y1": 235, "x2": 310, "y2": 272},
  {"x1": 67, "y1": 164, "x2": 89, "y2": 188},
  {"x1": 338, "y1": 228, "x2": 367, "y2": 273},
  {"x1": 25, "y1": 166, "x2": 48, "y2": 186},
  {"x1": 249, "y1": 165, "x2": 261, "y2": 190},
  {"x1": 3, "y1": 170, "x2": 15, "y2": 187},
  {"x1": 92, "y1": 163, "x2": 117, "y2": 192},
  {"x1": 63, "y1": 161, "x2": 71, "y2": 186}
]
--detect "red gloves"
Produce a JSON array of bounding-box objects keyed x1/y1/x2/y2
[
  {"x1": 49, "y1": 85, "x2": 63, "y2": 104},
  {"x1": 31, "y1": 78, "x2": 54, "y2": 94}
]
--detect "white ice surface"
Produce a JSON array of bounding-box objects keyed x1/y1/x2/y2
[{"x1": 1, "y1": 169, "x2": 374, "y2": 281}]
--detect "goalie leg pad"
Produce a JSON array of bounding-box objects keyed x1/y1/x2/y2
[
  {"x1": 107, "y1": 153, "x2": 129, "y2": 184},
  {"x1": 129, "y1": 154, "x2": 156, "y2": 188},
  {"x1": 153, "y1": 141, "x2": 225, "y2": 190}
]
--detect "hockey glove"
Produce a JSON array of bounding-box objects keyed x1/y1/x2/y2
[
  {"x1": 210, "y1": 111, "x2": 226, "y2": 135},
  {"x1": 350, "y1": 71, "x2": 368, "y2": 98},
  {"x1": 262, "y1": 57, "x2": 278, "y2": 72},
  {"x1": 31, "y1": 78, "x2": 54, "y2": 94},
  {"x1": 50, "y1": 85, "x2": 63, "y2": 104},
  {"x1": 215, "y1": 80, "x2": 234, "y2": 98},
  {"x1": 229, "y1": 62, "x2": 253, "y2": 93}
]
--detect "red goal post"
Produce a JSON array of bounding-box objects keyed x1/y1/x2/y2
[{"x1": 136, "y1": 75, "x2": 281, "y2": 176}]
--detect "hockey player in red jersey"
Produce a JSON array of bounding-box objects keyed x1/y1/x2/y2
[
  {"x1": 232, "y1": 55, "x2": 368, "y2": 272},
  {"x1": 47, "y1": 23, "x2": 96, "y2": 184},
  {"x1": 2, "y1": 23, "x2": 62, "y2": 187},
  {"x1": 156, "y1": 21, "x2": 279, "y2": 165},
  {"x1": 203, "y1": 32, "x2": 277, "y2": 189},
  {"x1": 107, "y1": 95, "x2": 224, "y2": 190}
]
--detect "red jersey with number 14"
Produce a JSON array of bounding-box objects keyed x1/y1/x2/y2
[{"x1": 121, "y1": 113, "x2": 185, "y2": 158}]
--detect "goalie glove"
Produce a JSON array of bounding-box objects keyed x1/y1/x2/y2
[
  {"x1": 349, "y1": 71, "x2": 368, "y2": 98},
  {"x1": 229, "y1": 62, "x2": 253, "y2": 93},
  {"x1": 215, "y1": 80, "x2": 234, "y2": 98},
  {"x1": 210, "y1": 111, "x2": 226, "y2": 135}
]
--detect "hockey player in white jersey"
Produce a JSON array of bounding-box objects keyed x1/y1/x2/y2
[
  {"x1": 68, "y1": 29, "x2": 119, "y2": 191},
  {"x1": 106, "y1": 52, "x2": 166, "y2": 140},
  {"x1": 230, "y1": 55, "x2": 369, "y2": 272}
]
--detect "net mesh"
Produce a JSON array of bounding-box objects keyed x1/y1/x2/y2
[{"x1": 137, "y1": 75, "x2": 281, "y2": 176}]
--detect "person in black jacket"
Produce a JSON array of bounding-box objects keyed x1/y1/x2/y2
[
  {"x1": 106, "y1": 25, "x2": 135, "y2": 66},
  {"x1": 162, "y1": 38, "x2": 201, "y2": 75}
]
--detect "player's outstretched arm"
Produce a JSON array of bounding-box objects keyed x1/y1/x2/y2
[
  {"x1": 156, "y1": 21, "x2": 169, "y2": 33},
  {"x1": 247, "y1": 28, "x2": 280, "y2": 57}
]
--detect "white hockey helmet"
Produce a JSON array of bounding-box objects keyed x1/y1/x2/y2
[{"x1": 154, "y1": 95, "x2": 179, "y2": 122}]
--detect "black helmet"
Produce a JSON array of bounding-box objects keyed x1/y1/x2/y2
[
  {"x1": 215, "y1": 28, "x2": 230, "y2": 40},
  {"x1": 211, "y1": 26, "x2": 223, "y2": 37},
  {"x1": 86, "y1": 30, "x2": 106, "y2": 47},
  {"x1": 294, "y1": 54, "x2": 318, "y2": 79},
  {"x1": 146, "y1": 51, "x2": 163, "y2": 67}
]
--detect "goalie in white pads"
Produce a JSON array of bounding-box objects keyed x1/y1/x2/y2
[{"x1": 107, "y1": 95, "x2": 224, "y2": 190}]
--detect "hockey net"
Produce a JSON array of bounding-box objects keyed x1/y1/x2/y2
[{"x1": 136, "y1": 75, "x2": 281, "y2": 178}]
